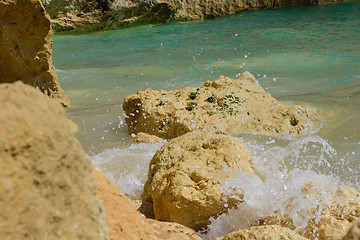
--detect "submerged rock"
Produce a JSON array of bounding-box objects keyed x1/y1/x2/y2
[
  {"x1": 93, "y1": 165, "x2": 202, "y2": 240},
  {"x1": 123, "y1": 72, "x2": 322, "y2": 139},
  {"x1": 142, "y1": 131, "x2": 255, "y2": 230},
  {"x1": 0, "y1": 82, "x2": 110, "y2": 239},
  {"x1": 214, "y1": 225, "x2": 307, "y2": 240},
  {"x1": 0, "y1": 0, "x2": 70, "y2": 107}
]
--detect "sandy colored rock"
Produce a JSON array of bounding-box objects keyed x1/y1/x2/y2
[
  {"x1": 0, "y1": 0, "x2": 70, "y2": 107},
  {"x1": 67, "y1": 119, "x2": 79, "y2": 133},
  {"x1": 134, "y1": 132, "x2": 164, "y2": 143},
  {"x1": 44, "y1": 0, "x2": 344, "y2": 32},
  {"x1": 261, "y1": 185, "x2": 360, "y2": 240},
  {"x1": 123, "y1": 72, "x2": 322, "y2": 139},
  {"x1": 343, "y1": 217, "x2": 360, "y2": 240},
  {"x1": 214, "y1": 225, "x2": 307, "y2": 240},
  {"x1": 142, "y1": 131, "x2": 255, "y2": 230},
  {"x1": 0, "y1": 82, "x2": 110, "y2": 239},
  {"x1": 93, "y1": 165, "x2": 202, "y2": 240}
]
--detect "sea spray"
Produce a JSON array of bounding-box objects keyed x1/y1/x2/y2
[
  {"x1": 199, "y1": 134, "x2": 345, "y2": 239},
  {"x1": 91, "y1": 142, "x2": 165, "y2": 198}
]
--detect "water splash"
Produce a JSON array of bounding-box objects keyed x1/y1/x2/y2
[
  {"x1": 91, "y1": 142, "x2": 165, "y2": 198},
  {"x1": 199, "y1": 135, "x2": 347, "y2": 239}
]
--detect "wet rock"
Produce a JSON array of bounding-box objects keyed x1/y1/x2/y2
[
  {"x1": 134, "y1": 132, "x2": 164, "y2": 143},
  {"x1": 0, "y1": 0, "x2": 70, "y2": 107},
  {"x1": 93, "y1": 165, "x2": 202, "y2": 240},
  {"x1": 261, "y1": 185, "x2": 360, "y2": 240},
  {"x1": 214, "y1": 225, "x2": 307, "y2": 240},
  {"x1": 123, "y1": 72, "x2": 322, "y2": 139},
  {"x1": 343, "y1": 217, "x2": 360, "y2": 240},
  {"x1": 0, "y1": 82, "x2": 111, "y2": 239},
  {"x1": 142, "y1": 131, "x2": 255, "y2": 230}
]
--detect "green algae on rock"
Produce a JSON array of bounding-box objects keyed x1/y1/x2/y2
[{"x1": 123, "y1": 71, "x2": 323, "y2": 139}]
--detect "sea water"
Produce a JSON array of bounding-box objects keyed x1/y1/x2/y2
[{"x1": 53, "y1": 2, "x2": 360, "y2": 238}]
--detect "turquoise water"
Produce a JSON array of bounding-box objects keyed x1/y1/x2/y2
[{"x1": 54, "y1": 2, "x2": 360, "y2": 237}]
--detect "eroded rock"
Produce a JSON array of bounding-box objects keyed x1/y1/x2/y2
[
  {"x1": 0, "y1": 0, "x2": 70, "y2": 107},
  {"x1": 123, "y1": 72, "x2": 322, "y2": 139},
  {"x1": 214, "y1": 225, "x2": 307, "y2": 240},
  {"x1": 93, "y1": 165, "x2": 202, "y2": 240},
  {"x1": 142, "y1": 131, "x2": 255, "y2": 230},
  {"x1": 0, "y1": 82, "x2": 110, "y2": 239},
  {"x1": 261, "y1": 185, "x2": 360, "y2": 240},
  {"x1": 44, "y1": 0, "x2": 344, "y2": 32}
]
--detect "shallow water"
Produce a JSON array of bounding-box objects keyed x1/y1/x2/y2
[{"x1": 53, "y1": 2, "x2": 360, "y2": 238}]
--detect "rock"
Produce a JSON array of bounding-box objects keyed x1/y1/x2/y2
[
  {"x1": 343, "y1": 217, "x2": 360, "y2": 240},
  {"x1": 0, "y1": 0, "x2": 70, "y2": 107},
  {"x1": 66, "y1": 119, "x2": 79, "y2": 133},
  {"x1": 93, "y1": 165, "x2": 202, "y2": 240},
  {"x1": 123, "y1": 72, "x2": 322, "y2": 139},
  {"x1": 0, "y1": 82, "x2": 111, "y2": 239},
  {"x1": 42, "y1": 0, "x2": 104, "y2": 31},
  {"x1": 142, "y1": 131, "x2": 255, "y2": 230},
  {"x1": 261, "y1": 185, "x2": 360, "y2": 240},
  {"x1": 314, "y1": 186, "x2": 360, "y2": 240},
  {"x1": 134, "y1": 132, "x2": 164, "y2": 143},
  {"x1": 214, "y1": 225, "x2": 307, "y2": 240},
  {"x1": 44, "y1": 0, "x2": 344, "y2": 32}
]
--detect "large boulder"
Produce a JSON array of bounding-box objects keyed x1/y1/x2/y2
[
  {"x1": 123, "y1": 72, "x2": 322, "y2": 139},
  {"x1": 142, "y1": 131, "x2": 256, "y2": 230},
  {"x1": 93, "y1": 165, "x2": 202, "y2": 240},
  {"x1": 214, "y1": 225, "x2": 307, "y2": 240},
  {"x1": 0, "y1": 0, "x2": 70, "y2": 107},
  {"x1": 0, "y1": 82, "x2": 110, "y2": 239}
]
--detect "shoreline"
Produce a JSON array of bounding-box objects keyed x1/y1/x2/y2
[{"x1": 44, "y1": 0, "x2": 352, "y2": 34}]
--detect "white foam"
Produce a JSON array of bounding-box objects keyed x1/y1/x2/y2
[
  {"x1": 91, "y1": 142, "x2": 165, "y2": 198},
  {"x1": 199, "y1": 135, "x2": 343, "y2": 239}
]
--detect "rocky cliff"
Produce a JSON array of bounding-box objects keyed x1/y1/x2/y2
[
  {"x1": 42, "y1": 0, "x2": 345, "y2": 33},
  {"x1": 0, "y1": 0, "x2": 70, "y2": 106}
]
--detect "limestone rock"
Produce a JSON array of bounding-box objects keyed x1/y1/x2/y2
[
  {"x1": 44, "y1": 0, "x2": 344, "y2": 32},
  {"x1": 0, "y1": 0, "x2": 70, "y2": 107},
  {"x1": 134, "y1": 132, "x2": 164, "y2": 143},
  {"x1": 343, "y1": 217, "x2": 360, "y2": 240},
  {"x1": 142, "y1": 131, "x2": 255, "y2": 230},
  {"x1": 214, "y1": 225, "x2": 307, "y2": 240},
  {"x1": 261, "y1": 185, "x2": 360, "y2": 240},
  {"x1": 123, "y1": 72, "x2": 322, "y2": 139},
  {"x1": 0, "y1": 82, "x2": 110, "y2": 239},
  {"x1": 93, "y1": 165, "x2": 202, "y2": 240}
]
